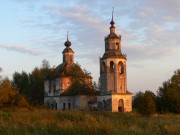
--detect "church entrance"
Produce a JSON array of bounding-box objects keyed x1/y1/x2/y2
[{"x1": 118, "y1": 99, "x2": 124, "y2": 112}]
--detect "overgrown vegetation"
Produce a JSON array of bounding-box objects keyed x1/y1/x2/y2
[
  {"x1": 133, "y1": 91, "x2": 156, "y2": 116},
  {"x1": 156, "y1": 69, "x2": 180, "y2": 113},
  {"x1": 62, "y1": 63, "x2": 97, "y2": 95},
  {"x1": 12, "y1": 60, "x2": 54, "y2": 106},
  {"x1": 0, "y1": 79, "x2": 28, "y2": 108},
  {"x1": 0, "y1": 109, "x2": 179, "y2": 135},
  {"x1": 133, "y1": 69, "x2": 180, "y2": 115}
]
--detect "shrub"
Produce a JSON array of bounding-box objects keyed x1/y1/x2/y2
[
  {"x1": 133, "y1": 91, "x2": 156, "y2": 116},
  {"x1": 139, "y1": 92, "x2": 156, "y2": 116},
  {"x1": 0, "y1": 79, "x2": 28, "y2": 108}
]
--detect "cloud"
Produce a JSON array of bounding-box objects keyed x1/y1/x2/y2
[
  {"x1": 0, "y1": 45, "x2": 44, "y2": 56},
  {"x1": 9, "y1": 0, "x2": 180, "y2": 63},
  {"x1": 124, "y1": 45, "x2": 180, "y2": 61}
]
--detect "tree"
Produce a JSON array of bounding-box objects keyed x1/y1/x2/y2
[
  {"x1": 0, "y1": 79, "x2": 28, "y2": 108},
  {"x1": 62, "y1": 63, "x2": 96, "y2": 95},
  {"x1": 12, "y1": 60, "x2": 54, "y2": 106},
  {"x1": 133, "y1": 90, "x2": 156, "y2": 116},
  {"x1": 157, "y1": 69, "x2": 180, "y2": 113},
  {"x1": 12, "y1": 71, "x2": 30, "y2": 96},
  {"x1": 28, "y1": 67, "x2": 44, "y2": 105},
  {"x1": 133, "y1": 91, "x2": 144, "y2": 110},
  {"x1": 139, "y1": 91, "x2": 156, "y2": 116}
]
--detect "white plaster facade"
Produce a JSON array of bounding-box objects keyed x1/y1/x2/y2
[
  {"x1": 44, "y1": 35, "x2": 96, "y2": 110},
  {"x1": 44, "y1": 95, "x2": 96, "y2": 110},
  {"x1": 97, "y1": 94, "x2": 132, "y2": 112}
]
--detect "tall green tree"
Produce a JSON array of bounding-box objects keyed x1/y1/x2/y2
[
  {"x1": 12, "y1": 71, "x2": 30, "y2": 96},
  {"x1": 157, "y1": 69, "x2": 180, "y2": 113},
  {"x1": 133, "y1": 90, "x2": 156, "y2": 116},
  {"x1": 133, "y1": 91, "x2": 144, "y2": 110},
  {"x1": 28, "y1": 68, "x2": 44, "y2": 105},
  {"x1": 140, "y1": 91, "x2": 156, "y2": 116},
  {"x1": 12, "y1": 60, "x2": 54, "y2": 106}
]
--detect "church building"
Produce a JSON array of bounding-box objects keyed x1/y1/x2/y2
[
  {"x1": 97, "y1": 12, "x2": 132, "y2": 112},
  {"x1": 44, "y1": 11, "x2": 132, "y2": 112},
  {"x1": 44, "y1": 34, "x2": 97, "y2": 110}
]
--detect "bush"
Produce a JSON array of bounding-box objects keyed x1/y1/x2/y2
[
  {"x1": 0, "y1": 79, "x2": 28, "y2": 108},
  {"x1": 133, "y1": 91, "x2": 156, "y2": 116},
  {"x1": 139, "y1": 92, "x2": 156, "y2": 116}
]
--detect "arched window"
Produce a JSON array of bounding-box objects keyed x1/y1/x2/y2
[
  {"x1": 116, "y1": 43, "x2": 119, "y2": 49},
  {"x1": 110, "y1": 61, "x2": 115, "y2": 72},
  {"x1": 118, "y1": 61, "x2": 124, "y2": 74},
  {"x1": 118, "y1": 99, "x2": 124, "y2": 112}
]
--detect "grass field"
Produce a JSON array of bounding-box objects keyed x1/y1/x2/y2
[{"x1": 0, "y1": 108, "x2": 179, "y2": 135}]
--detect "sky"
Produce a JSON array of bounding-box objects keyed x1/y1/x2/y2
[{"x1": 0, "y1": 0, "x2": 180, "y2": 94}]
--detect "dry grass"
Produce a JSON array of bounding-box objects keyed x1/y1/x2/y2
[{"x1": 0, "y1": 108, "x2": 179, "y2": 135}]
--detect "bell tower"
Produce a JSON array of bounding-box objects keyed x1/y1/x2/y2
[
  {"x1": 100, "y1": 9, "x2": 127, "y2": 94},
  {"x1": 98, "y1": 9, "x2": 132, "y2": 112}
]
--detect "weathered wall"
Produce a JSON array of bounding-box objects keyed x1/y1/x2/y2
[
  {"x1": 100, "y1": 58, "x2": 127, "y2": 94},
  {"x1": 112, "y1": 94, "x2": 132, "y2": 112},
  {"x1": 44, "y1": 95, "x2": 96, "y2": 111},
  {"x1": 97, "y1": 94, "x2": 132, "y2": 112}
]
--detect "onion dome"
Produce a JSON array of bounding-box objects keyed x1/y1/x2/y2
[
  {"x1": 64, "y1": 39, "x2": 71, "y2": 47},
  {"x1": 64, "y1": 31, "x2": 71, "y2": 47}
]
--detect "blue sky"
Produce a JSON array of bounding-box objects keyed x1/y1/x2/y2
[{"x1": 0, "y1": 0, "x2": 180, "y2": 94}]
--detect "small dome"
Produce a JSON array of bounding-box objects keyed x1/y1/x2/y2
[
  {"x1": 54, "y1": 63, "x2": 84, "y2": 77},
  {"x1": 62, "y1": 47, "x2": 74, "y2": 53},
  {"x1": 105, "y1": 33, "x2": 119, "y2": 39},
  {"x1": 64, "y1": 39, "x2": 71, "y2": 47}
]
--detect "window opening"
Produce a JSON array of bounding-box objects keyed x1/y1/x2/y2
[
  {"x1": 118, "y1": 62, "x2": 124, "y2": 74},
  {"x1": 110, "y1": 61, "x2": 114, "y2": 72},
  {"x1": 63, "y1": 103, "x2": 66, "y2": 110}
]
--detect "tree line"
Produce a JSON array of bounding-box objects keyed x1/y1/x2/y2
[
  {"x1": 0, "y1": 60, "x2": 54, "y2": 107},
  {"x1": 133, "y1": 69, "x2": 180, "y2": 116},
  {"x1": 0, "y1": 60, "x2": 96, "y2": 107},
  {"x1": 0, "y1": 63, "x2": 179, "y2": 114}
]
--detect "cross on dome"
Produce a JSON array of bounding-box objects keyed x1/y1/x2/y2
[{"x1": 64, "y1": 31, "x2": 71, "y2": 47}]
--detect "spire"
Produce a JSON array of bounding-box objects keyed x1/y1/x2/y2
[
  {"x1": 110, "y1": 7, "x2": 115, "y2": 34},
  {"x1": 110, "y1": 7, "x2": 115, "y2": 26},
  {"x1": 64, "y1": 31, "x2": 71, "y2": 47},
  {"x1": 67, "y1": 31, "x2": 69, "y2": 41}
]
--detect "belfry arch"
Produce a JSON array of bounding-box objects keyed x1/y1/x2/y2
[
  {"x1": 110, "y1": 61, "x2": 115, "y2": 72},
  {"x1": 118, "y1": 61, "x2": 124, "y2": 74}
]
